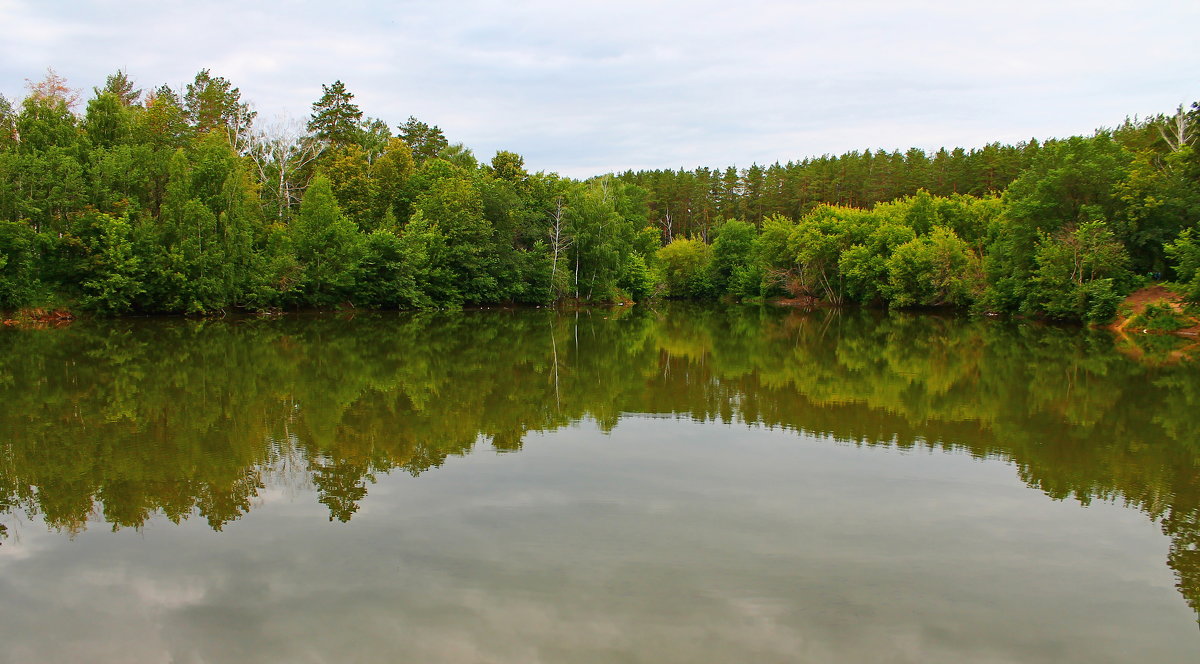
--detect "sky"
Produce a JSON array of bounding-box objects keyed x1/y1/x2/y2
[{"x1": 1, "y1": 0, "x2": 1198, "y2": 178}]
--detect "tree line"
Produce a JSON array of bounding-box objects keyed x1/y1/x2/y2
[
  {"x1": 640, "y1": 109, "x2": 1200, "y2": 321},
  {"x1": 0, "y1": 67, "x2": 1197, "y2": 320}
]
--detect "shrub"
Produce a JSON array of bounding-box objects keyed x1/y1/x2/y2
[
  {"x1": 1129, "y1": 301, "x2": 1188, "y2": 332},
  {"x1": 656, "y1": 237, "x2": 714, "y2": 299}
]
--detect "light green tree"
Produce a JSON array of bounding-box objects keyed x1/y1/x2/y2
[
  {"x1": 657, "y1": 237, "x2": 713, "y2": 298},
  {"x1": 291, "y1": 175, "x2": 364, "y2": 305}
]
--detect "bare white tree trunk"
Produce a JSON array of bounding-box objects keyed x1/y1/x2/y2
[
  {"x1": 225, "y1": 103, "x2": 256, "y2": 155},
  {"x1": 247, "y1": 117, "x2": 322, "y2": 221},
  {"x1": 1159, "y1": 104, "x2": 1193, "y2": 153},
  {"x1": 548, "y1": 196, "x2": 569, "y2": 301}
]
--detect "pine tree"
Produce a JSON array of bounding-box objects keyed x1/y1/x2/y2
[
  {"x1": 307, "y1": 81, "x2": 362, "y2": 147},
  {"x1": 184, "y1": 69, "x2": 255, "y2": 138}
]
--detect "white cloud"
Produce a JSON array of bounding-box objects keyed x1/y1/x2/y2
[{"x1": 2, "y1": 0, "x2": 1198, "y2": 177}]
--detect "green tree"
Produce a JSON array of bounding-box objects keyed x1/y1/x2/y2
[
  {"x1": 657, "y1": 236, "x2": 714, "y2": 298},
  {"x1": 0, "y1": 220, "x2": 40, "y2": 308},
  {"x1": 357, "y1": 117, "x2": 391, "y2": 161},
  {"x1": 1164, "y1": 228, "x2": 1200, "y2": 301},
  {"x1": 564, "y1": 179, "x2": 636, "y2": 300},
  {"x1": 352, "y1": 227, "x2": 426, "y2": 307},
  {"x1": 439, "y1": 142, "x2": 477, "y2": 170},
  {"x1": 490, "y1": 150, "x2": 528, "y2": 183},
  {"x1": 1001, "y1": 134, "x2": 1132, "y2": 261},
  {"x1": 139, "y1": 86, "x2": 192, "y2": 151},
  {"x1": 754, "y1": 213, "x2": 798, "y2": 296},
  {"x1": 1115, "y1": 147, "x2": 1200, "y2": 274},
  {"x1": 184, "y1": 69, "x2": 255, "y2": 139},
  {"x1": 214, "y1": 156, "x2": 265, "y2": 307},
  {"x1": 322, "y1": 145, "x2": 377, "y2": 228},
  {"x1": 16, "y1": 94, "x2": 79, "y2": 154},
  {"x1": 84, "y1": 140, "x2": 140, "y2": 214},
  {"x1": 407, "y1": 176, "x2": 496, "y2": 304},
  {"x1": 1025, "y1": 221, "x2": 1132, "y2": 321},
  {"x1": 138, "y1": 142, "x2": 263, "y2": 312},
  {"x1": 786, "y1": 205, "x2": 872, "y2": 303},
  {"x1": 617, "y1": 252, "x2": 654, "y2": 300},
  {"x1": 80, "y1": 214, "x2": 143, "y2": 313},
  {"x1": 398, "y1": 117, "x2": 448, "y2": 165},
  {"x1": 307, "y1": 80, "x2": 363, "y2": 148},
  {"x1": 161, "y1": 198, "x2": 225, "y2": 312},
  {"x1": 839, "y1": 223, "x2": 916, "y2": 304},
  {"x1": 291, "y1": 175, "x2": 364, "y2": 305},
  {"x1": 84, "y1": 92, "x2": 133, "y2": 148},
  {"x1": 0, "y1": 94, "x2": 17, "y2": 148},
  {"x1": 95, "y1": 69, "x2": 141, "y2": 107},
  {"x1": 883, "y1": 227, "x2": 979, "y2": 308},
  {"x1": 710, "y1": 219, "x2": 757, "y2": 295},
  {"x1": 15, "y1": 142, "x2": 86, "y2": 233},
  {"x1": 371, "y1": 137, "x2": 416, "y2": 223}
]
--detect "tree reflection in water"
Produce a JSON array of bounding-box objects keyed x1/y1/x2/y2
[{"x1": 0, "y1": 304, "x2": 1197, "y2": 616}]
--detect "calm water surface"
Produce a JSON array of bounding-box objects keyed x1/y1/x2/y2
[{"x1": 0, "y1": 304, "x2": 1198, "y2": 663}]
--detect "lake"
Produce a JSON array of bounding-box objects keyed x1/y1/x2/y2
[{"x1": 0, "y1": 304, "x2": 1197, "y2": 663}]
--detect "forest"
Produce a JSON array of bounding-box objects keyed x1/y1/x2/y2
[{"x1": 1, "y1": 67, "x2": 1198, "y2": 321}]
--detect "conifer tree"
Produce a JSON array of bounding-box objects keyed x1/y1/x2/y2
[{"x1": 307, "y1": 81, "x2": 362, "y2": 148}]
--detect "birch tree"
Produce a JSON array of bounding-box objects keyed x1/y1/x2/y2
[{"x1": 247, "y1": 117, "x2": 322, "y2": 222}]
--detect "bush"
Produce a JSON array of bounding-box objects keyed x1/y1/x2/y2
[
  {"x1": 1165, "y1": 229, "x2": 1200, "y2": 303},
  {"x1": 1081, "y1": 279, "x2": 1122, "y2": 324},
  {"x1": 0, "y1": 221, "x2": 41, "y2": 309},
  {"x1": 1129, "y1": 301, "x2": 1188, "y2": 332},
  {"x1": 710, "y1": 220, "x2": 756, "y2": 295},
  {"x1": 80, "y1": 216, "x2": 143, "y2": 314},
  {"x1": 617, "y1": 253, "x2": 654, "y2": 301},
  {"x1": 656, "y1": 237, "x2": 714, "y2": 299},
  {"x1": 882, "y1": 227, "x2": 976, "y2": 308},
  {"x1": 1025, "y1": 221, "x2": 1133, "y2": 320}
]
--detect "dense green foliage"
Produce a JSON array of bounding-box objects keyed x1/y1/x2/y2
[
  {"x1": 0, "y1": 69, "x2": 657, "y2": 312},
  {"x1": 633, "y1": 109, "x2": 1200, "y2": 321},
  {"x1": 0, "y1": 68, "x2": 1197, "y2": 320}
]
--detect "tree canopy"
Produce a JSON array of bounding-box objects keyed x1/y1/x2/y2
[{"x1": 0, "y1": 66, "x2": 1197, "y2": 321}]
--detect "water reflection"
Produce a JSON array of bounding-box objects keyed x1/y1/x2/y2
[{"x1": 1, "y1": 304, "x2": 1198, "y2": 618}]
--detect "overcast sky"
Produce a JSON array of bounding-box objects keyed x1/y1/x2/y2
[{"x1": 1, "y1": 0, "x2": 1197, "y2": 177}]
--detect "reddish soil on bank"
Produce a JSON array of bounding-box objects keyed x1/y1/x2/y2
[
  {"x1": 1110, "y1": 285, "x2": 1200, "y2": 337},
  {"x1": 2, "y1": 308, "x2": 76, "y2": 328}
]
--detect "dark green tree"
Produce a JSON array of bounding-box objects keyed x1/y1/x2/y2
[
  {"x1": 307, "y1": 81, "x2": 363, "y2": 148},
  {"x1": 407, "y1": 175, "x2": 496, "y2": 304},
  {"x1": 1024, "y1": 221, "x2": 1132, "y2": 321},
  {"x1": 398, "y1": 116, "x2": 448, "y2": 165},
  {"x1": 0, "y1": 220, "x2": 41, "y2": 308},
  {"x1": 94, "y1": 69, "x2": 141, "y2": 107}
]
